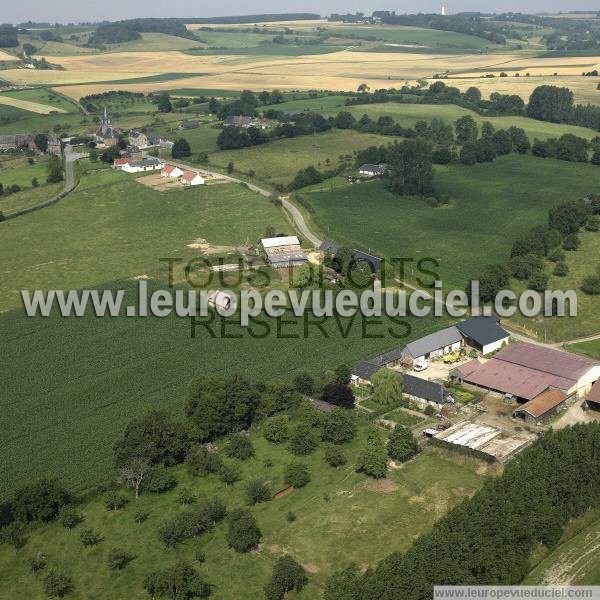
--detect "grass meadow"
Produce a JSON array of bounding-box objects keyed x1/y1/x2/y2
[
  {"x1": 302, "y1": 156, "x2": 600, "y2": 291},
  {"x1": 0, "y1": 88, "x2": 79, "y2": 113},
  {"x1": 0, "y1": 435, "x2": 488, "y2": 599},
  {"x1": 568, "y1": 339, "x2": 600, "y2": 360},
  {"x1": 208, "y1": 130, "x2": 392, "y2": 186}
]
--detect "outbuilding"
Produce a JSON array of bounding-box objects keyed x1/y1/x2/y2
[
  {"x1": 358, "y1": 164, "x2": 385, "y2": 177},
  {"x1": 161, "y1": 164, "x2": 184, "y2": 179},
  {"x1": 401, "y1": 326, "x2": 464, "y2": 367},
  {"x1": 403, "y1": 374, "x2": 453, "y2": 405},
  {"x1": 261, "y1": 236, "x2": 307, "y2": 268},
  {"x1": 121, "y1": 158, "x2": 164, "y2": 173},
  {"x1": 513, "y1": 389, "x2": 567, "y2": 423},
  {"x1": 455, "y1": 316, "x2": 510, "y2": 355}
]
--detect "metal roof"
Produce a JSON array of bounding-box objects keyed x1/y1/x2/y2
[
  {"x1": 514, "y1": 389, "x2": 567, "y2": 419},
  {"x1": 261, "y1": 236, "x2": 300, "y2": 249},
  {"x1": 351, "y1": 361, "x2": 382, "y2": 381},
  {"x1": 403, "y1": 326, "x2": 463, "y2": 359},
  {"x1": 403, "y1": 374, "x2": 448, "y2": 404},
  {"x1": 455, "y1": 316, "x2": 509, "y2": 347}
]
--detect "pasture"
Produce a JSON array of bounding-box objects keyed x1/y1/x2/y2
[
  {"x1": 0, "y1": 88, "x2": 78, "y2": 113},
  {"x1": 208, "y1": 130, "x2": 392, "y2": 186},
  {"x1": 568, "y1": 339, "x2": 600, "y2": 360},
  {"x1": 0, "y1": 155, "x2": 53, "y2": 189},
  {"x1": 302, "y1": 156, "x2": 600, "y2": 291},
  {"x1": 0, "y1": 94, "x2": 66, "y2": 115},
  {"x1": 0, "y1": 436, "x2": 487, "y2": 598}
]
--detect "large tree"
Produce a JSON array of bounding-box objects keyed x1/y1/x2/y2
[
  {"x1": 226, "y1": 509, "x2": 262, "y2": 553},
  {"x1": 387, "y1": 139, "x2": 435, "y2": 196},
  {"x1": 356, "y1": 428, "x2": 388, "y2": 479},
  {"x1": 387, "y1": 425, "x2": 418, "y2": 462},
  {"x1": 527, "y1": 85, "x2": 574, "y2": 123},
  {"x1": 264, "y1": 555, "x2": 308, "y2": 600},
  {"x1": 371, "y1": 369, "x2": 403, "y2": 407}
]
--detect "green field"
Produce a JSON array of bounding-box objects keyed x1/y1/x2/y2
[
  {"x1": 156, "y1": 121, "x2": 221, "y2": 156},
  {"x1": 188, "y1": 43, "x2": 347, "y2": 57},
  {"x1": 190, "y1": 30, "x2": 276, "y2": 49},
  {"x1": 0, "y1": 89, "x2": 79, "y2": 113},
  {"x1": 208, "y1": 130, "x2": 392, "y2": 186},
  {"x1": 270, "y1": 95, "x2": 350, "y2": 113},
  {"x1": 567, "y1": 339, "x2": 600, "y2": 360},
  {"x1": 330, "y1": 25, "x2": 493, "y2": 50},
  {"x1": 0, "y1": 436, "x2": 487, "y2": 599},
  {"x1": 0, "y1": 155, "x2": 53, "y2": 189},
  {"x1": 98, "y1": 33, "x2": 207, "y2": 53},
  {"x1": 303, "y1": 156, "x2": 600, "y2": 291},
  {"x1": 0, "y1": 169, "x2": 455, "y2": 497},
  {"x1": 0, "y1": 104, "x2": 35, "y2": 120}
]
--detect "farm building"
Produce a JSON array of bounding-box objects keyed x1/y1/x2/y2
[
  {"x1": 358, "y1": 164, "x2": 385, "y2": 177},
  {"x1": 181, "y1": 171, "x2": 205, "y2": 186},
  {"x1": 450, "y1": 359, "x2": 482, "y2": 385},
  {"x1": 351, "y1": 360, "x2": 382, "y2": 384},
  {"x1": 261, "y1": 236, "x2": 307, "y2": 268},
  {"x1": 129, "y1": 131, "x2": 149, "y2": 149},
  {"x1": 147, "y1": 135, "x2": 174, "y2": 150},
  {"x1": 223, "y1": 115, "x2": 252, "y2": 128},
  {"x1": 161, "y1": 164, "x2": 184, "y2": 179},
  {"x1": 513, "y1": 389, "x2": 567, "y2": 423},
  {"x1": 401, "y1": 326, "x2": 464, "y2": 367},
  {"x1": 122, "y1": 158, "x2": 164, "y2": 173},
  {"x1": 432, "y1": 422, "x2": 534, "y2": 463},
  {"x1": 588, "y1": 379, "x2": 600, "y2": 411},
  {"x1": 461, "y1": 343, "x2": 600, "y2": 402},
  {"x1": 455, "y1": 316, "x2": 509, "y2": 355},
  {"x1": 403, "y1": 374, "x2": 453, "y2": 405},
  {"x1": 0, "y1": 134, "x2": 35, "y2": 151},
  {"x1": 179, "y1": 120, "x2": 199, "y2": 130},
  {"x1": 318, "y1": 241, "x2": 382, "y2": 273}
]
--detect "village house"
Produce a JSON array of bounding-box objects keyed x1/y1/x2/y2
[
  {"x1": 403, "y1": 374, "x2": 453, "y2": 405},
  {"x1": 180, "y1": 170, "x2": 205, "y2": 186},
  {"x1": 179, "y1": 120, "x2": 199, "y2": 130},
  {"x1": 260, "y1": 236, "x2": 307, "y2": 268},
  {"x1": 161, "y1": 164, "x2": 184, "y2": 179},
  {"x1": 121, "y1": 157, "x2": 164, "y2": 173},
  {"x1": 223, "y1": 115, "x2": 253, "y2": 128},
  {"x1": 128, "y1": 130, "x2": 149, "y2": 149},
  {"x1": 112, "y1": 157, "x2": 130, "y2": 170},
  {"x1": 358, "y1": 164, "x2": 385, "y2": 177},
  {"x1": 0, "y1": 134, "x2": 35, "y2": 151},
  {"x1": 147, "y1": 135, "x2": 174, "y2": 150}
]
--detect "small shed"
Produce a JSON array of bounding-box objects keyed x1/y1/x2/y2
[
  {"x1": 513, "y1": 389, "x2": 567, "y2": 423},
  {"x1": 161, "y1": 164, "x2": 184, "y2": 179},
  {"x1": 403, "y1": 374, "x2": 453, "y2": 405},
  {"x1": 181, "y1": 171, "x2": 206, "y2": 186}
]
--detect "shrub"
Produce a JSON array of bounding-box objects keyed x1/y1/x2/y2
[
  {"x1": 226, "y1": 509, "x2": 262, "y2": 553},
  {"x1": 356, "y1": 428, "x2": 388, "y2": 479},
  {"x1": 321, "y1": 383, "x2": 355, "y2": 409},
  {"x1": 58, "y1": 506, "x2": 83, "y2": 530},
  {"x1": 44, "y1": 570, "x2": 73, "y2": 598},
  {"x1": 104, "y1": 491, "x2": 128, "y2": 511},
  {"x1": 194, "y1": 547, "x2": 206, "y2": 563},
  {"x1": 107, "y1": 547, "x2": 135, "y2": 570},
  {"x1": 225, "y1": 433, "x2": 254, "y2": 460},
  {"x1": 264, "y1": 555, "x2": 308, "y2": 600},
  {"x1": 79, "y1": 528, "x2": 102, "y2": 547},
  {"x1": 143, "y1": 465, "x2": 177, "y2": 494},
  {"x1": 28, "y1": 551, "x2": 48, "y2": 573},
  {"x1": 284, "y1": 462, "x2": 311, "y2": 488},
  {"x1": 178, "y1": 488, "x2": 195, "y2": 505},
  {"x1": 387, "y1": 425, "x2": 419, "y2": 463},
  {"x1": 553, "y1": 262, "x2": 569, "y2": 277},
  {"x1": 12, "y1": 478, "x2": 71, "y2": 523},
  {"x1": 586, "y1": 215, "x2": 600, "y2": 232},
  {"x1": 562, "y1": 233, "x2": 581, "y2": 251},
  {"x1": 293, "y1": 371, "x2": 315, "y2": 395},
  {"x1": 244, "y1": 479, "x2": 272, "y2": 505},
  {"x1": 288, "y1": 423, "x2": 319, "y2": 456},
  {"x1": 263, "y1": 415, "x2": 290, "y2": 444},
  {"x1": 528, "y1": 272, "x2": 550, "y2": 293},
  {"x1": 186, "y1": 445, "x2": 223, "y2": 477},
  {"x1": 134, "y1": 510, "x2": 150, "y2": 525},
  {"x1": 582, "y1": 274, "x2": 600, "y2": 295},
  {"x1": 201, "y1": 496, "x2": 227, "y2": 524},
  {"x1": 286, "y1": 511, "x2": 296, "y2": 523},
  {"x1": 0, "y1": 522, "x2": 27, "y2": 551},
  {"x1": 424, "y1": 405, "x2": 437, "y2": 417},
  {"x1": 218, "y1": 462, "x2": 241, "y2": 486},
  {"x1": 323, "y1": 444, "x2": 347, "y2": 467}
]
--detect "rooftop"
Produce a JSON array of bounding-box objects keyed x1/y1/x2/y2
[
  {"x1": 456, "y1": 316, "x2": 509, "y2": 347},
  {"x1": 514, "y1": 389, "x2": 567, "y2": 419},
  {"x1": 403, "y1": 326, "x2": 463, "y2": 359},
  {"x1": 261, "y1": 236, "x2": 301, "y2": 249}
]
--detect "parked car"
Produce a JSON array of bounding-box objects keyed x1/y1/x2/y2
[{"x1": 413, "y1": 360, "x2": 428, "y2": 372}]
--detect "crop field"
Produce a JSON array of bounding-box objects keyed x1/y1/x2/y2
[
  {"x1": 524, "y1": 516, "x2": 600, "y2": 585},
  {"x1": 0, "y1": 437, "x2": 487, "y2": 598},
  {"x1": 303, "y1": 156, "x2": 600, "y2": 291},
  {"x1": 0, "y1": 88, "x2": 78, "y2": 113},
  {"x1": 0, "y1": 93, "x2": 67, "y2": 114},
  {"x1": 208, "y1": 130, "x2": 392, "y2": 186}
]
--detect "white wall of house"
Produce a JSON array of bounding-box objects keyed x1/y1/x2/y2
[
  {"x1": 122, "y1": 162, "x2": 163, "y2": 173},
  {"x1": 481, "y1": 337, "x2": 510, "y2": 355},
  {"x1": 574, "y1": 366, "x2": 600, "y2": 399},
  {"x1": 182, "y1": 175, "x2": 205, "y2": 186},
  {"x1": 162, "y1": 167, "x2": 183, "y2": 178}
]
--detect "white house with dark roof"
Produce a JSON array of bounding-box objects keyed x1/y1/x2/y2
[
  {"x1": 122, "y1": 157, "x2": 164, "y2": 173},
  {"x1": 455, "y1": 315, "x2": 509, "y2": 355},
  {"x1": 358, "y1": 163, "x2": 385, "y2": 177}
]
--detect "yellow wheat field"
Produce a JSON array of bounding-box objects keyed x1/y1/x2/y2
[
  {"x1": 0, "y1": 95, "x2": 67, "y2": 114},
  {"x1": 1, "y1": 47, "x2": 597, "y2": 105}
]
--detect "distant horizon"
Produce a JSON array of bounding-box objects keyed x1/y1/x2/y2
[{"x1": 2, "y1": 3, "x2": 599, "y2": 26}]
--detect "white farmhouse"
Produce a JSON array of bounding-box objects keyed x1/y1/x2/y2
[
  {"x1": 121, "y1": 158, "x2": 164, "y2": 173},
  {"x1": 181, "y1": 170, "x2": 205, "y2": 186},
  {"x1": 161, "y1": 164, "x2": 184, "y2": 179}
]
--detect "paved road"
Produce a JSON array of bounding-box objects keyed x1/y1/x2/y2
[
  {"x1": 168, "y1": 160, "x2": 323, "y2": 247},
  {"x1": 4, "y1": 146, "x2": 87, "y2": 220}
]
